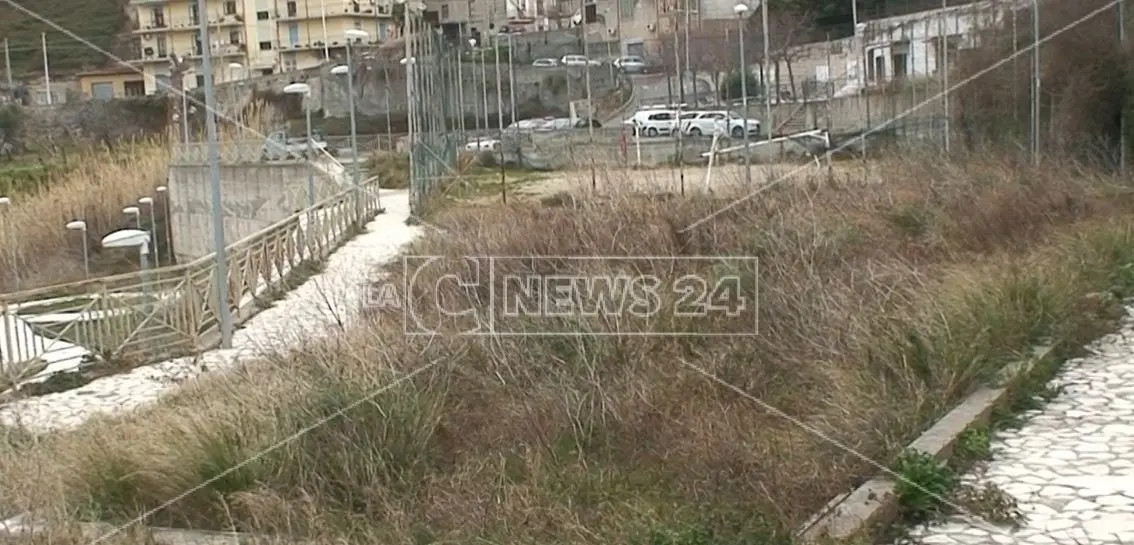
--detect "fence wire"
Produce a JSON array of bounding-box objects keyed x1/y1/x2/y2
[{"x1": 405, "y1": 18, "x2": 462, "y2": 217}]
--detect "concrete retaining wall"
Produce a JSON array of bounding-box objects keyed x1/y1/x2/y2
[{"x1": 167, "y1": 162, "x2": 342, "y2": 262}]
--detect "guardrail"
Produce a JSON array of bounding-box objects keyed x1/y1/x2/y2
[{"x1": 0, "y1": 178, "x2": 383, "y2": 385}]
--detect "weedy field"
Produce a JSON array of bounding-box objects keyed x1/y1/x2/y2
[{"x1": 4, "y1": 150, "x2": 1134, "y2": 545}]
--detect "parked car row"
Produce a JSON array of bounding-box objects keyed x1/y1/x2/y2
[
  {"x1": 623, "y1": 106, "x2": 762, "y2": 139},
  {"x1": 531, "y1": 55, "x2": 650, "y2": 73}
]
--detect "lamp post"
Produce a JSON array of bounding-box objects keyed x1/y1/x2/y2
[
  {"x1": 138, "y1": 197, "x2": 157, "y2": 264},
  {"x1": 123, "y1": 205, "x2": 142, "y2": 229},
  {"x1": 284, "y1": 82, "x2": 316, "y2": 208},
  {"x1": 65, "y1": 220, "x2": 89, "y2": 279},
  {"x1": 156, "y1": 186, "x2": 174, "y2": 265},
  {"x1": 734, "y1": 2, "x2": 751, "y2": 185},
  {"x1": 469, "y1": 37, "x2": 481, "y2": 145},
  {"x1": 0, "y1": 196, "x2": 16, "y2": 290},
  {"x1": 336, "y1": 28, "x2": 370, "y2": 223},
  {"x1": 102, "y1": 229, "x2": 154, "y2": 340}
]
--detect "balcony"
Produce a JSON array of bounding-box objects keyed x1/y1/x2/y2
[
  {"x1": 186, "y1": 43, "x2": 248, "y2": 58},
  {"x1": 133, "y1": 16, "x2": 244, "y2": 33},
  {"x1": 275, "y1": 5, "x2": 385, "y2": 21}
]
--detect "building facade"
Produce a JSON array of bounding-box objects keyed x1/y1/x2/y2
[{"x1": 130, "y1": 0, "x2": 398, "y2": 94}]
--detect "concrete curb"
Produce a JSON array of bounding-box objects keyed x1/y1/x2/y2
[{"x1": 796, "y1": 344, "x2": 1057, "y2": 543}]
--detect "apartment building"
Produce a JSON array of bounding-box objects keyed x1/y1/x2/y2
[{"x1": 130, "y1": 0, "x2": 396, "y2": 94}]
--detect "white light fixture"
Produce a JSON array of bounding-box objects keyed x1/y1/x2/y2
[
  {"x1": 66, "y1": 220, "x2": 86, "y2": 231},
  {"x1": 468, "y1": 38, "x2": 477, "y2": 47},
  {"x1": 138, "y1": 197, "x2": 154, "y2": 205},
  {"x1": 330, "y1": 65, "x2": 349, "y2": 75},
  {"x1": 156, "y1": 186, "x2": 167, "y2": 192},
  {"x1": 283, "y1": 82, "x2": 311, "y2": 94},
  {"x1": 0, "y1": 197, "x2": 10, "y2": 205},
  {"x1": 733, "y1": 3, "x2": 749, "y2": 16},
  {"x1": 400, "y1": 56, "x2": 415, "y2": 65},
  {"x1": 855, "y1": 22, "x2": 867, "y2": 32},
  {"x1": 227, "y1": 62, "x2": 243, "y2": 69},
  {"x1": 123, "y1": 206, "x2": 139, "y2": 216},
  {"x1": 101, "y1": 229, "x2": 150, "y2": 249},
  {"x1": 345, "y1": 29, "x2": 369, "y2": 40}
]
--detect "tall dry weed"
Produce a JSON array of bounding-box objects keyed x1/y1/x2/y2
[
  {"x1": 3, "y1": 153, "x2": 1134, "y2": 545},
  {"x1": 0, "y1": 140, "x2": 170, "y2": 292}
]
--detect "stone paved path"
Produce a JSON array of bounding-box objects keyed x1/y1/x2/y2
[
  {"x1": 903, "y1": 310, "x2": 1134, "y2": 544},
  {"x1": 0, "y1": 190, "x2": 417, "y2": 435}
]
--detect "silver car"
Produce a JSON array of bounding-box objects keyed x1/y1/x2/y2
[
  {"x1": 613, "y1": 55, "x2": 647, "y2": 73},
  {"x1": 532, "y1": 58, "x2": 558, "y2": 68}
]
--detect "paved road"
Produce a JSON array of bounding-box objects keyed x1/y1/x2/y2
[{"x1": 902, "y1": 312, "x2": 1134, "y2": 544}]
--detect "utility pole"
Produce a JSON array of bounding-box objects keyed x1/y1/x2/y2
[
  {"x1": 197, "y1": 0, "x2": 233, "y2": 347},
  {"x1": 3, "y1": 39, "x2": 11, "y2": 87},
  {"x1": 582, "y1": 14, "x2": 596, "y2": 189},
  {"x1": 684, "y1": 0, "x2": 691, "y2": 103}
]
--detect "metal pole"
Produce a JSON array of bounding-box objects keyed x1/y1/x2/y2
[
  {"x1": 182, "y1": 90, "x2": 190, "y2": 143},
  {"x1": 1012, "y1": 4, "x2": 1018, "y2": 130},
  {"x1": 81, "y1": 230, "x2": 89, "y2": 278},
  {"x1": 198, "y1": 0, "x2": 232, "y2": 347},
  {"x1": 321, "y1": 0, "x2": 330, "y2": 62},
  {"x1": 761, "y1": 0, "x2": 770, "y2": 139},
  {"x1": 346, "y1": 41, "x2": 362, "y2": 222},
  {"x1": 495, "y1": 33, "x2": 507, "y2": 202},
  {"x1": 406, "y1": 11, "x2": 417, "y2": 215},
  {"x1": 673, "y1": 21, "x2": 685, "y2": 196},
  {"x1": 305, "y1": 95, "x2": 315, "y2": 207},
  {"x1": 145, "y1": 201, "x2": 157, "y2": 263},
  {"x1": 583, "y1": 25, "x2": 596, "y2": 189},
  {"x1": 508, "y1": 32, "x2": 517, "y2": 126},
  {"x1": 941, "y1": 0, "x2": 949, "y2": 153},
  {"x1": 3, "y1": 39, "x2": 11, "y2": 87},
  {"x1": 457, "y1": 46, "x2": 466, "y2": 137},
  {"x1": 41, "y1": 33, "x2": 52, "y2": 105},
  {"x1": 1121, "y1": 0, "x2": 1127, "y2": 174},
  {"x1": 481, "y1": 29, "x2": 489, "y2": 132},
  {"x1": 684, "y1": 0, "x2": 691, "y2": 102},
  {"x1": 739, "y1": 12, "x2": 750, "y2": 184},
  {"x1": 1031, "y1": 0, "x2": 1039, "y2": 165},
  {"x1": 382, "y1": 64, "x2": 393, "y2": 140}
]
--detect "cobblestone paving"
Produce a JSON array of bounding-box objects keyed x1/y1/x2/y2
[
  {"x1": 903, "y1": 311, "x2": 1134, "y2": 544},
  {"x1": 0, "y1": 191, "x2": 417, "y2": 435}
]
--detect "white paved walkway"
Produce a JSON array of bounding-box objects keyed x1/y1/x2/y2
[
  {"x1": 0, "y1": 189, "x2": 418, "y2": 435},
  {"x1": 904, "y1": 308, "x2": 1134, "y2": 544}
]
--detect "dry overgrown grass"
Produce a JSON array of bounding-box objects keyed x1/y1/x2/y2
[
  {"x1": 3, "y1": 151, "x2": 1134, "y2": 544},
  {"x1": 0, "y1": 140, "x2": 170, "y2": 293}
]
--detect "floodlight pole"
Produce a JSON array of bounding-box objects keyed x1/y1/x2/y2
[
  {"x1": 738, "y1": 7, "x2": 751, "y2": 185},
  {"x1": 197, "y1": 0, "x2": 233, "y2": 348}
]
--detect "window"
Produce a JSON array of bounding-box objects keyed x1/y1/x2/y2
[
  {"x1": 195, "y1": 74, "x2": 205, "y2": 87},
  {"x1": 648, "y1": 113, "x2": 673, "y2": 121},
  {"x1": 259, "y1": 41, "x2": 273, "y2": 50},
  {"x1": 287, "y1": 24, "x2": 299, "y2": 45},
  {"x1": 150, "y1": 7, "x2": 165, "y2": 27},
  {"x1": 286, "y1": 1, "x2": 297, "y2": 16},
  {"x1": 229, "y1": 30, "x2": 241, "y2": 44},
  {"x1": 440, "y1": 4, "x2": 449, "y2": 19},
  {"x1": 91, "y1": 82, "x2": 114, "y2": 100},
  {"x1": 124, "y1": 81, "x2": 146, "y2": 97},
  {"x1": 189, "y1": 4, "x2": 199, "y2": 25},
  {"x1": 679, "y1": 112, "x2": 698, "y2": 120},
  {"x1": 156, "y1": 36, "x2": 168, "y2": 56},
  {"x1": 260, "y1": 68, "x2": 273, "y2": 76},
  {"x1": 224, "y1": 1, "x2": 237, "y2": 14},
  {"x1": 155, "y1": 73, "x2": 171, "y2": 92},
  {"x1": 256, "y1": 10, "x2": 269, "y2": 20},
  {"x1": 193, "y1": 36, "x2": 202, "y2": 55}
]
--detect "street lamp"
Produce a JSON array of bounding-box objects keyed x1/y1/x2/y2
[
  {"x1": 65, "y1": 220, "x2": 89, "y2": 279},
  {"x1": 337, "y1": 27, "x2": 369, "y2": 223},
  {"x1": 138, "y1": 197, "x2": 157, "y2": 264},
  {"x1": 734, "y1": 2, "x2": 752, "y2": 185},
  {"x1": 102, "y1": 229, "x2": 154, "y2": 333},
  {"x1": 0, "y1": 196, "x2": 16, "y2": 290},
  {"x1": 122, "y1": 205, "x2": 141, "y2": 229},
  {"x1": 284, "y1": 82, "x2": 317, "y2": 208}
]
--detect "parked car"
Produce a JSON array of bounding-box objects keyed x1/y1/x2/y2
[
  {"x1": 463, "y1": 138, "x2": 501, "y2": 152},
  {"x1": 260, "y1": 129, "x2": 331, "y2": 161},
  {"x1": 532, "y1": 58, "x2": 559, "y2": 68},
  {"x1": 560, "y1": 54, "x2": 600, "y2": 67},
  {"x1": 679, "y1": 110, "x2": 762, "y2": 138},
  {"x1": 625, "y1": 108, "x2": 679, "y2": 137},
  {"x1": 612, "y1": 55, "x2": 648, "y2": 73}
]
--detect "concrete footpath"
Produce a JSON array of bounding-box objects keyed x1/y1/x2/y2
[
  {"x1": 902, "y1": 309, "x2": 1134, "y2": 544},
  {"x1": 0, "y1": 189, "x2": 418, "y2": 435}
]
